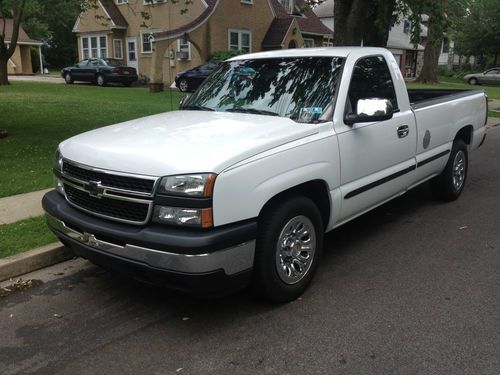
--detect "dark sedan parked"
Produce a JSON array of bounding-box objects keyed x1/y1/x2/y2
[
  {"x1": 62, "y1": 58, "x2": 138, "y2": 87},
  {"x1": 175, "y1": 61, "x2": 222, "y2": 92}
]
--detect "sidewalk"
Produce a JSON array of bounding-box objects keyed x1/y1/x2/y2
[
  {"x1": 9, "y1": 75, "x2": 64, "y2": 84},
  {"x1": 0, "y1": 189, "x2": 51, "y2": 224}
]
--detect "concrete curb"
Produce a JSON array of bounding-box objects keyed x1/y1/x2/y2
[{"x1": 0, "y1": 242, "x2": 74, "y2": 282}]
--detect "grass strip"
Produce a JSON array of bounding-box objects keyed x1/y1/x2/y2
[{"x1": 0, "y1": 216, "x2": 57, "y2": 258}]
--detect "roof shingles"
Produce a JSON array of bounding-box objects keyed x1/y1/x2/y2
[
  {"x1": 263, "y1": 0, "x2": 332, "y2": 47},
  {"x1": 0, "y1": 18, "x2": 42, "y2": 44}
]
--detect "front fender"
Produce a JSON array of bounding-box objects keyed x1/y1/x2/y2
[{"x1": 212, "y1": 132, "x2": 340, "y2": 226}]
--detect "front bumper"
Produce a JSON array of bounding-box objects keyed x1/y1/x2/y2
[{"x1": 43, "y1": 190, "x2": 256, "y2": 293}]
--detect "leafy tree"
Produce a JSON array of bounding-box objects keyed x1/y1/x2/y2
[{"x1": 452, "y1": 0, "x2": 500, "y2": 67}]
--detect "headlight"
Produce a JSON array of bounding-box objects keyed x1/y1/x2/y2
[
  {"x1": 157, "y1": 174, "x2": 216, "y2": 197},
  {"x1": 153, "y1": 206, "x2": 213, "y2": 228},
  {"x1": 53, "y1": 175, "x2": 65, "y2": 195},
  {"x1": 53, "y1": 148, "x2": 63, "y2": 171}
]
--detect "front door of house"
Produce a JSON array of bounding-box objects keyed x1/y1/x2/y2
[{"x1": 126, "y1": 37, "x2": 138, "y2": 70}]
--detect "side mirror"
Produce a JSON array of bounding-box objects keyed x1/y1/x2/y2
[
  {"x1": 345, "y1": 98, "x2": 394, "y2": 125},
  {"x1": 179, "y1": 94, "x2": 190, "y2": 109}
]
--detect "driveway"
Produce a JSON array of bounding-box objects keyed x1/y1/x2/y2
[{"x1": 1, "y1": 128, "x2": 499, "y2": 375}]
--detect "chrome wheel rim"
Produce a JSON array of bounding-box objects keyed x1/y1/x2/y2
[
  {"x1": 276, "y1": 215, "x2": 316, "y2": 285},
  {"x1": 65, "y1": 74, "x2": 71, "y2": 83},
  {"x1": 179, "y1": 80, "x2": 188, "y2": 92},
  {"x1": 452, "y1": 150, "x2": 466, "y2": 191},
  {"x1": 97, "y1": 76, "x2": 104, "y2": 86}
]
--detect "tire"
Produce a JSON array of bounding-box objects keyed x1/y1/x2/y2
[
  {"x1": 468, "y1": 77, "x2": 478, "y2": 85},
  {"x1": 178, "y1": 79, "x2": 189, "y2": 92},
  {"x1": 123, "y1": 82, "x2": 132, "y2": 87},
  {"x1": 430, "y1": 138, "x2": 468, "y2": 201},
  {"x1": 253, "y1": 195, "x2": 324, "y2": 303},
  {"x1": 96, "y1": 74, "x2": 106, "y2": 87},
  {"x1": 64, "y1": 72, "x2": 73, "y2": 84}
]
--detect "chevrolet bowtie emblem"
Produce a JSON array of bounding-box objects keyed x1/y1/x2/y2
[
  {"x1": 86, "y1": 180, "x2": 104, "y2": 198},
  {"x1": 79, "y1": 232, "x2": 100, "y2": 248}
]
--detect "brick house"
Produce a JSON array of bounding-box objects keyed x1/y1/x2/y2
[
  {"x1": 73, "y1": 0, "x2": 331, "y2": 89},
  {"x1": 1, "y1": 19, "x2": 43, "y2": 75}
]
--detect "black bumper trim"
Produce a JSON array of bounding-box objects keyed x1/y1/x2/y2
[{"x1": 43, "y1": 190, "x2": 257, "y2": 255}]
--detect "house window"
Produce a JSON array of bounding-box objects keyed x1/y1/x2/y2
[
  {"x1": 403, "y1": 20, "x2": 411, "y2": 34},
  {"x1": 99, "y1": 36, "x2": 108, "y2": 58},
  {"x1": 228, "y1": 29, "x2": 251, "y2": 53},
  {"x1": 116, "y1": 0, "x2": 128, "y2": 4},
  {"x1": 176, "y1": 39, "x2": 192, "y2": 60},
  {"x1": 241, "y1": 0, "x2": 253, "y2": 4},
  {"x1": 141, "y1": 31, "x2": 155, "y2": 53},
  {"x1": 303, "y1": 38, "x2": 315, "y2": 48},
  {"x1": 81, "y1": 35, "x2": 107, "y2": 59},
  {"x1": 144, "y1": 0, "x2": 167, "y2": 4},
  {"x1": 82, "y1": 38, "x2": 89, "y2": 59},
  {"x1": 279, "y1": 0, "x2": 294, "y2": 14},
  {"x1": 114, "y1": 39, "x2": 123, "y2": 59}
]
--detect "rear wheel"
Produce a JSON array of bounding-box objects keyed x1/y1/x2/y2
[
  {"x1": 253, "y1": 196, "x2": 323, "y2": 303},
  {"x1": 96, "y1": 74, "x2": 106, "y2": 87},
  {"x1": 468, "y1": 77, "x2": 478, "y2": 85},
  {"x1": 123, "y1": 82, "x2": 132, "y2": 87},
  {"x1": 64, "y1": 72, "x2": 73, "y2": 84},
  {"x1": 430, "y1": 138, "x2": 468, "y2": 201}
]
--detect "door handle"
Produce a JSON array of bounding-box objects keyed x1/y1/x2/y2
[{"x1": 397, "y1": 125, "x2": 409, "y2": 138}]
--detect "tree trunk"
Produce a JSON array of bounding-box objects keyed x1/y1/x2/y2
[
  {"x1": 415, "y1": 15, "x2": 441, "y2": 84},
  {"x1": 362, "y1": 0, "x2": 396, "y2": 47},
  {"x1": 447, "y1": 44, "x2": 454, "y2": 72},
  {"x1": 0, "y1": 57, "x2": 9, "y2": 85},
  {"x1": 334, "y1": 0, "x2": 367, "y2": 45}
]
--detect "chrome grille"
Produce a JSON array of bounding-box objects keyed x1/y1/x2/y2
[
  {"x1": 64, "y1": 184, "x2": 151, "y2": 224},
  {"x1": 63, "y1": 161, "x2": 155, "y2": 194},
  {"x1": 60, "y1": 160, "x2": 157, "y2": 225}
]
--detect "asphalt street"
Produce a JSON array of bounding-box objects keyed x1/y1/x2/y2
[{"x1": 1, "y1": 127, "x2": 499, "y2": 375}]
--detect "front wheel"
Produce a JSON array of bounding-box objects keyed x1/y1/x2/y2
[
  {"x1": 253, "y1": 196, "x2": 323, "y2": 303},
  {"x1": 430, "y1": 138, "x2": 468, "y2": 201}
]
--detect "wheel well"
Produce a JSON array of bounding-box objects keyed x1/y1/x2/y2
[
  {"x1": 258, "y1": 180, "x2": 331, "y2": 229},
  {"x1": 455, "y1": 125, "x2": 473, "y2": 145}
]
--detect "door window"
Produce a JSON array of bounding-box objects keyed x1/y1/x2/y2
[
  {"x1": 347, "y1": 56, "x2": 398, "y2": 114},
  {"x1": 128, "y1": 41, "x2": 137, "y2": 62}
]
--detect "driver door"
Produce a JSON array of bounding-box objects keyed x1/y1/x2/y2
[{"x1": 336, "y1": 56, "x2": 417, "y2": 221}]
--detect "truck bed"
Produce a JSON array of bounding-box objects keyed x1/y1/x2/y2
[{"x1": 408, "y1": 89, "x2": 485, "y2": 109}]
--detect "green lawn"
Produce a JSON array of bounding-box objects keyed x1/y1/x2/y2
[
  {"x1": 0, "y1": 82, "x2": 183, "y2": 198},
  {"x1": 0, "y1": 216, "x2": 57, "y2": 258},
  {"x1": 406, "y1": 76, "x2": 500, "y2": 100}
]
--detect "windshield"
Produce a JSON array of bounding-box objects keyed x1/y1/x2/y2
[
  {"x1": 184, "y1": 57, "x2": 344, "y2": 123},
  {"x1": 103, "y1": 58, "x2": 125, "y2": 67}
]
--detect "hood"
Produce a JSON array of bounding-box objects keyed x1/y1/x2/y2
[{"x1": 59, "y1": 111, "x2": 318, "y2": 177}]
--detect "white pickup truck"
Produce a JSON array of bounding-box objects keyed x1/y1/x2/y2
[{"x1": 43, "y1": 47, "x2": 488, "y2": 302}]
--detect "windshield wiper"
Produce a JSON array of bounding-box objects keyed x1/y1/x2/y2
[
  {"x1": 226, "y1": 108, "x2": 280, "y2": 117},
  {"x1": 182, "y1": 105, "x2": 215, "y2": 111}
]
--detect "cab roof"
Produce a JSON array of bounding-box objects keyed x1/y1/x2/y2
[{"x1": 228, "y1": 47, "x2": 390, "y2": 61}]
